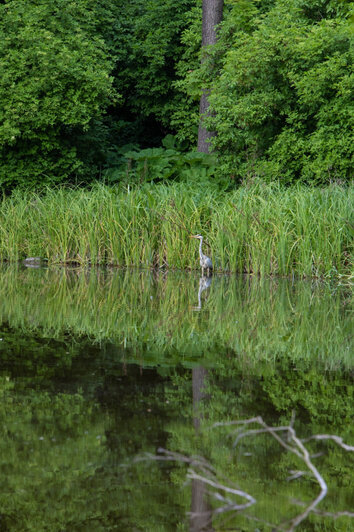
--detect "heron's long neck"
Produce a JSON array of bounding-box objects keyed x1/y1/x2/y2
[{"x1": 199, "y1": 238, "x2": 203, "y2": 259}]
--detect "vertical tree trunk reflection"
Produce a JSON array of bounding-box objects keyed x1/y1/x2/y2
[
  {"x1": 192, "y1": 366, "x2": 209, "y2": 430},
  {"x1": 190, "y1": 366, "x2": 214, "y2": 531}
]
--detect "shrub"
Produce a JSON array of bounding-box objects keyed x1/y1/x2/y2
[{"x1": 0, "y1": 0, "x2": 116, "y2": 189}]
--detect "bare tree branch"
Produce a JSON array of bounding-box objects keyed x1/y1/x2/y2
[
  {"x1": 131, "y1": 447, "x2": 216, "y2": 477},
  {"x1": 302, "y1": 434, "x2": 354, "y2": 452},
  {"x1": 291, "y1": 498, "x2": 354, "y2": 519},
  {"x1": 286, "y1": 470, "x2": 307, "y2": 481},
  {"x1": 213, "y1": 416, "x2": 353, "y2": 531},
  {"x1": 233, "y1": 425, "x2": 297, "y2": 454},
  {"x1": 212, "y1": 416, "x2": 261, "y2": 428},
  {"x1": 284, "y1": 426, "x2": 328, "y2": 531},
  {"x1": 137, "y1": 417, "x2": 353, "y2": 531},
  {"x1": 187, "y1": 469, "x2": 256, "y2": 512}
]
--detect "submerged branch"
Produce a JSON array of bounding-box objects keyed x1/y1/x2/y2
[
  {"x1": 131, "y1": 447, "x2": 215, "y2": 476},
  {"x1": 138, "y1": 417, "x2": 353, "y2": 531},
  {"x1": 134, "y1": 448, "x2": 256, "y2": 517},
  {"x1": 187, "y1": 469, "x2": 256, "y2": 512},
  {"x1": 302, "y1": 434, "x2": 354, "y2": 452},
  {"x1": 213, "y1": 416, "x2": 353, "y2": 531}
]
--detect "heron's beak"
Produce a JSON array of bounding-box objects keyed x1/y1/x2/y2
[{"x1": 190, "y1": 235, "x2": 197, "y2": 239}]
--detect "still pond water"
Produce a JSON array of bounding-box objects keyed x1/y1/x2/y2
[{"x1": 0, "y1": 265, "x2": 352, "y2": 531}]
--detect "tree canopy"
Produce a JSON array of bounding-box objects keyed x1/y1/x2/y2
[
  {"x1": 0, "y1": 0, "x2": 116, "y2": 188},
  {"x1": 0, "y1": 0, "x2": 352, "y2": 189}
]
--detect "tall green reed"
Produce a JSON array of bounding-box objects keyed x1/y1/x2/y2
[{"x1": 0, "y1": 182, "x2": 352, "y2": 277}]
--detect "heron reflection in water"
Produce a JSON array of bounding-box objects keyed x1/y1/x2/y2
[
  {"x1": 193, "y1": 276, "x2": 212, "y2": 311},
  {"x1": 190, "y1": 234, "x2": 213, "y2": 276}
]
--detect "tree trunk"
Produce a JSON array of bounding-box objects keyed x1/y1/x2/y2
[{"x1": 197, "y1": 0, "x2": 224, "y2": 153}]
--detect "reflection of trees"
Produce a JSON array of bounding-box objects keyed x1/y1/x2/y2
[
  {"x1": 0, "y1": 369, "x2": 187, "y2": 531},
  {"x1": 159, "y1": 415, "x2": 354, "y2": 531},
  {"x1": 191, "y1": 367, "x2": 214, "y2": 531},
  {"x1": 0, "y1": 266, "x2": 352, "y2": 530},
  {"x1": 192, "y1": 367, "x2": 209, "y2": 431},
  {"x1": 166, "y1": 362, "x2": 353, "y2": 531},
  {"x1": 0, "y1": 381, "x2": 107, "y2": 530},
  {"x1": 0, "y1": 353, "x2": 352, "y2": 530}
]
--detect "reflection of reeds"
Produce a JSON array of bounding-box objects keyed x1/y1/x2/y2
[
  {"x1": 0, "y1": 267, "x2": 351, "y2": 368},
  {"x1": 0, "y1": 183, "x2": 352, "y2": 277}
]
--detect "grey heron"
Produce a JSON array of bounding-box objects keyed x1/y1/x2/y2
[{"x1": 190, "y1": 234, "x2": 213, "y2": 276}]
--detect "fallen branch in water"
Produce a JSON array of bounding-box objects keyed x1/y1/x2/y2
[
  {"x1": 131, "y1": 447, "x2": 215, "y2": 477},
  {"x1": 187, "y1": 468, "x2": 256, "y2": 513},
  {"x1": 132, "y1": 447, "x2": 256, "y2": 516},
  {"x1": 135, "y1": 417, "x2": 353, "y2": 531},
  {"x1": 213, "y1": 416, "x2": 353, "y2": 531},
  {"x1": 301, "y1": 434, "x2": 354, "y2": 451}
]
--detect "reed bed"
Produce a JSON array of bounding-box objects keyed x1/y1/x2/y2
[{"x1": 0, "y1": 182, "x2": 352, "y2": 277}]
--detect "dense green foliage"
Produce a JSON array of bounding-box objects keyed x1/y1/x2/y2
[
  {"x1": 110, "y1": 0, "x2": 195, "y2": 135},
  {"x1": 201, "y1": 0, "x2": 354, "y2": 183},
  {"x1": 0, "y1": 183, "x2": 352, "y2": 277},
  {"x1": 0, "y1": 0, "x2": 352, "y2": 188},
  {"x1": 0, "y1": 0, "x2": 116, "y2": 188},
  {"x1": 0, "y1": 376, "x2": 187, "y2": 530}
]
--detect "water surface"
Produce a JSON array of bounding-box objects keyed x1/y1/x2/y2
[{"x1": 0, "y1": 266, "x2": 352, "y2": 531}]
